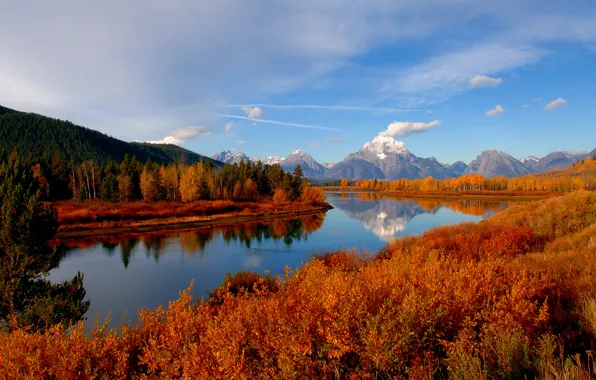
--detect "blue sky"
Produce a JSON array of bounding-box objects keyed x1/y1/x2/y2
[{"x1": 1, "y1": 0, "x2": 595, "y2": 164}]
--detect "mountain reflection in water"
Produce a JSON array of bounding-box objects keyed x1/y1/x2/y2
[{"x1": 328, "y1": 192, "x2": 509, "y2": 240}]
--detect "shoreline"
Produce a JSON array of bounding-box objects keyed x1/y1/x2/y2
[
  {"x1": 322, "y1": 187, "x2": 561, "y2": 201},
  {"x1": 55, "y1": 203, "x2": 333, "y2": 239}
]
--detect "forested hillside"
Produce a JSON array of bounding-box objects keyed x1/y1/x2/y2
[{"x1": 0, "y1": 106, "x2": 219, "y2": 166}]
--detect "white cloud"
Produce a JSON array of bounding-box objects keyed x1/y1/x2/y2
[
  {"x1": 486, "y1": 105, "x2": 504, "y2": 116},
  {"x1": 544, "y1": 98, "x2": 567, "y2": 111},
  {"x1": 469, "y1": 75, "x2": 503, "y2": 88},
  {"x1": 236, "y1": 140, "x2": 246, "y2": 145},
  {"x1": 533, "y1": 97, "x2": 542, "y2": 102},
  {"x1": 242, "y1": 106, "x2": 265, "y2": 119},
  {"x1": 522, "y1": 104, "x2": 531, "y2": 108},
  {"x1": 224, "y1": 122, "x2": 234, "y2": 132},
  {"x1": 379, "y1": 120, "x2": 441, "y2": 137},
  {"x1": 147, "y1": 126, "x2": 212, "y2": 146},
  {"x1": 327, "y1": 136, "x2": 346, "y2": 143}
]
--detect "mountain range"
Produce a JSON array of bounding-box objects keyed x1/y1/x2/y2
[
  {"x1": 213, "y1": 137, "x2": 596, "y2": 180},
  {"x1": 2, "y1": 104, "x2": 593, "y2": 179}
]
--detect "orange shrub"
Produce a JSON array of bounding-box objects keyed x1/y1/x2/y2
[
  {"x1": 300, "y1": 186, "x2": 326, "y2": 204},
  {"x1": 272, "y1": 188, "x2": 287, "y2": 205}
]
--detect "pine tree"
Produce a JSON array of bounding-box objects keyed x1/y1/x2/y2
[{"x1": 0, "y1": 151, "x2": 88, "y2": 331}]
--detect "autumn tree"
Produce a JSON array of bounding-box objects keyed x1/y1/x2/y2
[{"x1": 340, "y1": 178, "x2": 349, "y2": 187}]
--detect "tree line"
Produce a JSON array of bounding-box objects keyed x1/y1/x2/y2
[{"x1": 21, "y1": 150, "x2": 323, "y2": 203}]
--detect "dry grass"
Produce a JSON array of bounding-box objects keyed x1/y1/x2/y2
[{"x1": 55, "y1": 199, "x2": 330, "y2": 234}]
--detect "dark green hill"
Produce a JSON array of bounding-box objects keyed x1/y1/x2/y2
[{"x1": 0, "y1": 106, "x2": 221, "y2": 166}]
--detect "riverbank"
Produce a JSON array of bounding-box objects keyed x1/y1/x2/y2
[
  {"x1": 55, "y1": 200, "x2": 333, "y2": 239},
  {"x1": 322, "y1": 186, "x2": 562, "y2": 200}
]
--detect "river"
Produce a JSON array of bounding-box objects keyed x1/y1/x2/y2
[{"x1": 49, "y1": 192, "x2": 511, "y2": 329}]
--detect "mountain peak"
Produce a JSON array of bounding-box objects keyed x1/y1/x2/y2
[{"x1": 361, "y1": 135, "x2": 408, "y2": 160}]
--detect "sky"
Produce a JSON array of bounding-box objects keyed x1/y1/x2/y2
[{"x1": 1, "y1": 0, "x2": 595, "y2": 164}]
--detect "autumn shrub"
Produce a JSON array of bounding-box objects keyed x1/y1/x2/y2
[
  {"x1": 300, "y1": 185, "x2": 326, "y2": 204},
  {"x1": 208, "y1": 271, "x2": 279, "y2": 306},
  {"x1": 310, "y1": 249, "x2": 368, "y2": 271},
  {"x1": 381, "y1": 222, "x2": 544, "y2": 262},
  {"x1": 272, "y1": 188, "x2": 287, "y2": 205},
  {"x1": 491, "y1": 190, "x2": 596, "y2": 239}
]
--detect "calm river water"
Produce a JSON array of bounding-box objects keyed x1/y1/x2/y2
[{"x1": 50, "y1": 192, "x2": 511, "y2": 329}]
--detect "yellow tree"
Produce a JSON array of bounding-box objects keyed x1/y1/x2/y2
[
  {"x1": 340, "y1": 178, "x2": 349, "y2": 187},
  {"x1": 179, "y1": 165, "x2": 200, "y2": 202}
]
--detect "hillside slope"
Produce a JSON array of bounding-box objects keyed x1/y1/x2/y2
[{"x1": 0, "y1": 106, "x2": 220, "y2": 166}]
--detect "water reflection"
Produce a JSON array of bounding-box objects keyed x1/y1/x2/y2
[
  {"x1": 49, "y1": 192, "x2": 513, "y2": 330},
  {"x1": 57, "y1": 214, "x2": 326, "y2": 268},
  {"x1": 328, "y1": 192, "x2": 509, "y2": 240}
]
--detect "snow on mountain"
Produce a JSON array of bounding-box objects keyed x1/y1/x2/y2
[
  {"x1": 520, "y1": 156, "x2": 540, "y2": 163},
  {"x1": 262, "y1": 156, "x2": 285, "y2": 165},
  {"x1": 211, "y1": 150, "x2": 251, "y2": 164},
  {"x1": 361, "y1": 135, "x2": 408, "y2": 159},
  {"x1": 322, "y1": 162, "x2": 336, "y2": 169}
]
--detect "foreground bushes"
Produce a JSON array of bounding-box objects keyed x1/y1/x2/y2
[{"x1": 1, "y1": 192, "x2": 596, "y2": 378}]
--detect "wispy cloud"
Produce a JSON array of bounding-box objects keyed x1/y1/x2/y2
[
  {"x1": 533, "y1": 97, "x2": 542, "y2": 102},
  {"x1": 147, "y1": 126, "x2": 212, "y2": 146},
  {"x1": 236, "y1": 140, "x2": 246, "y2": 145},
  {"x1": 486, "y1": 105, "x2": 504, "y2": 116},
  {"x1": 310, "y1": 142, "x2": 323, "y2": 149},
  {"x1": 522, "y1": 104, "x2": 531, "y2": 108},
  {"x1": 386, "y1": 44, "x2": 544, "y2": 104},
  {"x1": 219, "y1": 103, "x2": 426, "y2": 113},
  {"x1": 469, "y1": 75, "x2": 503, "y2": 88},
  {"x1": 219, "y1": 114, "x2": 344, "y2": 132},
  {"x1": 379, "y1": 120, "x2": 441, "y2": 137},
  {"x1": 224, "y1": 122, "x2": 234, "y2": 132},
  {"x1": 327, "y1": 136, "x2": 346, "y2": 143},
  {"x1": 545, "y1": 98, "x2": 567, "y2": 111}
]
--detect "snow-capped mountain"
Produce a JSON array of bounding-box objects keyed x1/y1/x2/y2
[
  {"x1": 322, "y1": 162, "x2": 336, "y2": 169},
  {"x1": 327, "y1": 136, "x2": 453, "y2": 180},
  {"x1": 211, "y1": 150, "x2": 251, "y2": 164},
  {"x1": 262, "y1": 156, "x2": 285, "y2": 165},
  {"x1": 360, "y1": 135, "x2": 408, "y2": 160}
]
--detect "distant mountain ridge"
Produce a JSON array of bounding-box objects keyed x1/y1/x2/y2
[
  {"x1": 213, "y1": 139, "x2": 596, "y2": 180},
  {"x1": 0, "y1": 105, "x2": 221, "y2": 166}
]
